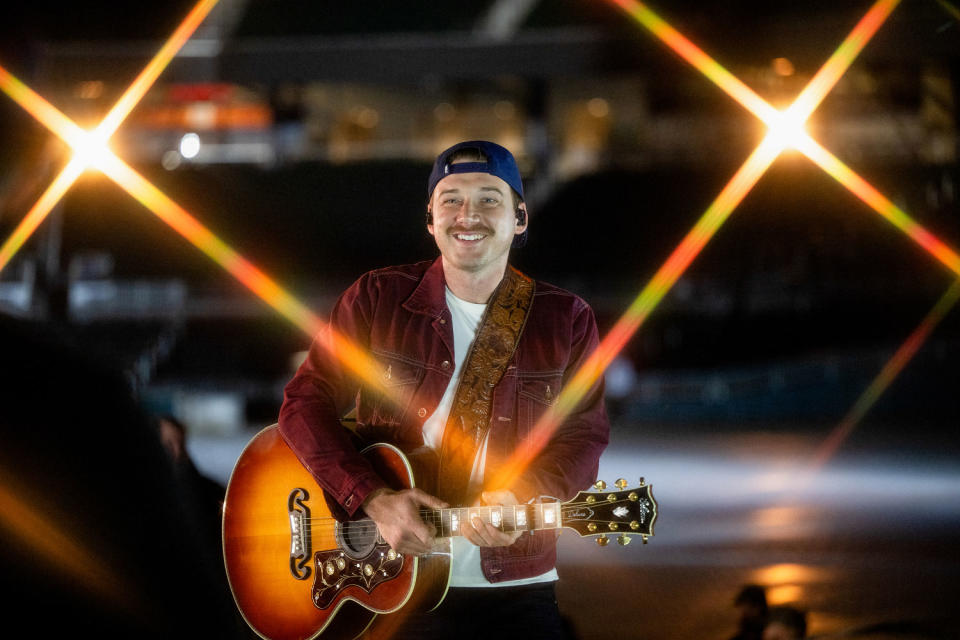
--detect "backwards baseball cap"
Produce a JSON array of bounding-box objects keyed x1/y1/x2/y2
[{"x1": 427, "y1": 140, "x2": 524, "y2": 200}]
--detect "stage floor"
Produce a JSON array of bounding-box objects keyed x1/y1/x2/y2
[
  {"x1": 556, "y1": 424, "x2": 960, "y2": 639},
  {"x1": 195, "y1": 420, "x2": 960, "y2": 639}
]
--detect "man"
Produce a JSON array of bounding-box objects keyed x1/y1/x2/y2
[{"x1": 279, "y1": 140, "x2": 609, "y2": 638}]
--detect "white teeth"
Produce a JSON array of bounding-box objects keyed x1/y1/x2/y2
[{"x1": 455, "y1": 233, "x2": 484, "y2": 241}]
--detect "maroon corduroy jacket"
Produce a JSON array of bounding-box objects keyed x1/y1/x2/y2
[{"x1": 278, "y1": 257, "x2": 609, "y2": 582}]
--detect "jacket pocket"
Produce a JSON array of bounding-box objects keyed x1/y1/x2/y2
[
  {"x1": 516, "y1": 375, "x2": 562, "y2": 437},
  {"x1": 359, "y1": 356, "x2": 424, "y2": 430}
]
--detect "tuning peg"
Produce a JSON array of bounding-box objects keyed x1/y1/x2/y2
[
  {"x1": 594, "y1": 480, "x2": 606, "y2": 490},
  {"x1": 615, "y1": 478, "x2": 628, "y2": 489},
  {"x1": 618, "y1": 534, "x2": 631, "y2": 546},
  {"x1": 596, "y1": 534, "x2": 609, "y2": 546},
  {"x1": 639, "y1": 477, "x2": 646, "y2": 486}
]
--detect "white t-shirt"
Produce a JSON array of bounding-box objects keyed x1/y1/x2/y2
[{"x1": 422, "y1": 287, "x2": 558, "y2": 587}]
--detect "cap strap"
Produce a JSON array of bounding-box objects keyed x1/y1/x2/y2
[{"x1": 443, "y1": 161, "x2": 487, "y2": 176}]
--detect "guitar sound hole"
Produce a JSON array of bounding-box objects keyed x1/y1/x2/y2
[{"x1": 336, "y1": 518, "x2": 381, "y2": 559}]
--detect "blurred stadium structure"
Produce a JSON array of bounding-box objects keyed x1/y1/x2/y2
[
  {"x1": 0, "y1": 3, "x2": 958, "y2": 635},
  {"x1": 1, "y1": 0, "x2": 956, "y2": 432}
]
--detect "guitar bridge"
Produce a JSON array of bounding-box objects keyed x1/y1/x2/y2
[{"x1": 288, "y1": 488, "x2": 312, "y2": 580}]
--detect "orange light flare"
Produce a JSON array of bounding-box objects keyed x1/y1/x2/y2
[
  {"x1": 94, "y1": 0, "x2": 220, "y2": 140},
  {"x1": 610, "y1": 0, "x2": 960, "y2": 275},
  {"x1": 0, "y1": 157, "x2": 86, "y2": 271},
  {"x1": 0, "y1": 0, "x2": 220, "y2": 273},
  {"x1": 488, "y1": 134, "x2": 784, "y2": 492},
  {"x1": 0, "y1": 474, "x2": 141, "y2": 612},
  {"x1": 492, "y1": 0, "x2": 907, "y2": 490},
  {"x1": 809, "y1": 278, "x2": 960, "y2": 472},
  {"x1": 0, "y1": 1, "x2": 394, "y2": 397}
]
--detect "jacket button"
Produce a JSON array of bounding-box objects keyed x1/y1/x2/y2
[
  {"x1": 441, "y1": 360, "x2": 451, "y2": 369},
  {"x1": 439, "y1": 318, "x2": 447, "y2": 324},
  {"x1": 418, "y1": 407, "x2": 427, "y2": 418}
]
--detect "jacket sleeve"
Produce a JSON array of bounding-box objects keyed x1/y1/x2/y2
[
  {"x1": 512, "y1": 298, "x2": 610, "y2": 503},
  {"x1": 278, "y1": 273, "x2": 389, "y2": 520}
]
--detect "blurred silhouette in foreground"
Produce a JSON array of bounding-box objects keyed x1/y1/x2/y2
[
  {"x1": 0, "y1": 313, "x2": 242, "y2": 638},
  {"x1": 156, "y1": 414, "x2": 226, "y2": 550},
  {"x1": 728, "y1": 584, "x2": 769, "y2": 640},
  {"x1": 763, "y1": 606, "x2": 806, "y2": 640}
]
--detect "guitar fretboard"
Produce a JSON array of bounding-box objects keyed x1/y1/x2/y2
[{"x1": 423, "y1": 503, "x2": 562, "y2": 538}]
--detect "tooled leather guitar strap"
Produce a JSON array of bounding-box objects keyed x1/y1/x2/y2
[{"x1": 436, "y1": 266, "x2": 535, "y2": 505}]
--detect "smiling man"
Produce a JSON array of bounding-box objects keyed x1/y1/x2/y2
[{"x1": 279, "y1": 140, "x2": 609, "y2": 639}]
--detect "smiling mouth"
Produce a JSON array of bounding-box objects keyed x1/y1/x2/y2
[
  {"x1": 450, "y1": 228, "x2": 492, "y2": 242},
  {"x1": 453, "y1": 232, "x2": 486, "y2": 241}
]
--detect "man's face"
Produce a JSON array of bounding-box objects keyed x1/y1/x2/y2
[{"x1": 427, "y1": 171, "x2": 527, "y2": 275}]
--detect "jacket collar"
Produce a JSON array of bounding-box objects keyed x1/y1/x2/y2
[
  {"x1": 402, "y1": 257, "x2": 447, "y2": 317},
  {"x1": 404, "y1": 257, "x2": 521, "y2": 317}
]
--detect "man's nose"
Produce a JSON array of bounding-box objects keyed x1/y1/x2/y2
[{"x1": 456, "y1": 200, "x2": 481, "y2": 222}]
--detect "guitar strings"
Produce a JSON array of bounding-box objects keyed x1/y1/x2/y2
[
  {"x1": 269, "y1": 497, "x2": 651, "y2": 544},
  {"x1": 294, "y1": 496, "x2": 644, "y2": 524}
]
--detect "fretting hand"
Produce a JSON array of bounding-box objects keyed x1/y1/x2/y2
[
  {"x1": 361, "y1": 487, "x2": 448, "y2": 556},
  {"x1": 461, "y1": 490, "x2": 523, "y2": 548}
]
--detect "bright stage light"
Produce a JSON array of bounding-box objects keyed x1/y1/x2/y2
[
  {"x1": 72, "y1": 131, "x2": 113, "y2": 172},
  {"x1": 764, "y1": 109, "x2": 809, "y2": 153},
  {"x1": 0, "y1": 0, "x2": 398, "y2": 399},
  {"x1": 179, "y1": 132, "x2": 201, "y2": 159},
  {"x1": 488, "y1": 0, "x2": 960, "y2": 490}
]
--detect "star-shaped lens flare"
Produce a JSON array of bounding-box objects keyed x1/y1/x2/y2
[
  {"x1": 491, "y1": 0, "x2": 960, "y2": 491},
  {"x1": 0, "y1": 1, "x2": 391, "y2": 396}
]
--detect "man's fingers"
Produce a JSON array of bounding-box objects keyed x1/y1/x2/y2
[
  {"x1": 410, "y1": 488, "x2": 448, "y2": 510},
  {"x1": 463, "y1": 515, "x2": 520, "y2": 547}
]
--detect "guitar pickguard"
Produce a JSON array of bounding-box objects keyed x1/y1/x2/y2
[{"x1": 311, "y1": 543, "x2": 404, "y2": 610}]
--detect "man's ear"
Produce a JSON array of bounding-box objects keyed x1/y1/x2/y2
[
  {"x1": 425, "y1": 209, "x2": 435, "y2": 236},
  {"x1": 514, "y1": 204, "x2": 528, "y2": 234}
]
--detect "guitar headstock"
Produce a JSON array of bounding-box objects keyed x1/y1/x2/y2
[{"x1": 561, "y1": 478, "x2": 657, "y2": 546}]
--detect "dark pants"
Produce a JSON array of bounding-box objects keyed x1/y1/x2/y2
[{"x1": 387, "y1": 582, "x2": 568, "y2": 640}]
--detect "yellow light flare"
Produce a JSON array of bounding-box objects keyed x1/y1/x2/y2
[
  {"x1": 0, "y1": 0, "x2": 220, "y2": 275},
  {"x1": 493, "y1": 1, "x2": 910, "y2": 491},
  {"x1": 0, "y1": 157, "x2": 86, "y2": 271},
  {"x1": 795, "y1": 134, "x2": 960, "y2": 275},
  {"x1": 784, "y1": 0, "x2": 900, "y2": 124},
  {"x1": 0, "y1": 64, "x2": 88, "y2": 149},
  {"x1": 0, "y1": 12, "x2": 393, "y2": 398},
  {"x1": 93, "y1": 0, "x2": 219, "y2": 141},
  {"x1": 764, "y1": 110, "x2": 810, "y2": 153},
  {"x1": 810, "y1": 278, "x2": 960, "y2": 470}
]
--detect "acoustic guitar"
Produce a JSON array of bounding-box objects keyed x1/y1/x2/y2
[{"x1": 222, "y1": 425, "x2": 657, "y2": 640}]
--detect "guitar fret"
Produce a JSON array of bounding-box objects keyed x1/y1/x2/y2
[
  {"x1": 502, "y1": 505, "x2": 516, "y2": 532},
  {"x1": 432, "y1": 502, "x2": 565, "y2": 538}
]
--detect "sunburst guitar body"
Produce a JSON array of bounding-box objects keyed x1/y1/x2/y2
[{"x1": 222, "y1": 425, "x2": 656, "y2": 640}]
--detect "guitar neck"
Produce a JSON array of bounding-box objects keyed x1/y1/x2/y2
[{"x1": 422, "y1": 503, "x2": 562, "y2": 539}]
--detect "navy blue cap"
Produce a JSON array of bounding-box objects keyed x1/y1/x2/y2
[{"x1": 427, "y1": 140, "x2": 524, "y2": 200}]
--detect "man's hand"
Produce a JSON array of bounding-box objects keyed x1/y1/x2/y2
[
  {"x1": 461, "y1": 489, "x2": 523, "y2": 548},
  {"x1": 361, "y1": 487, "x2": 447, "y2": 556}
]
